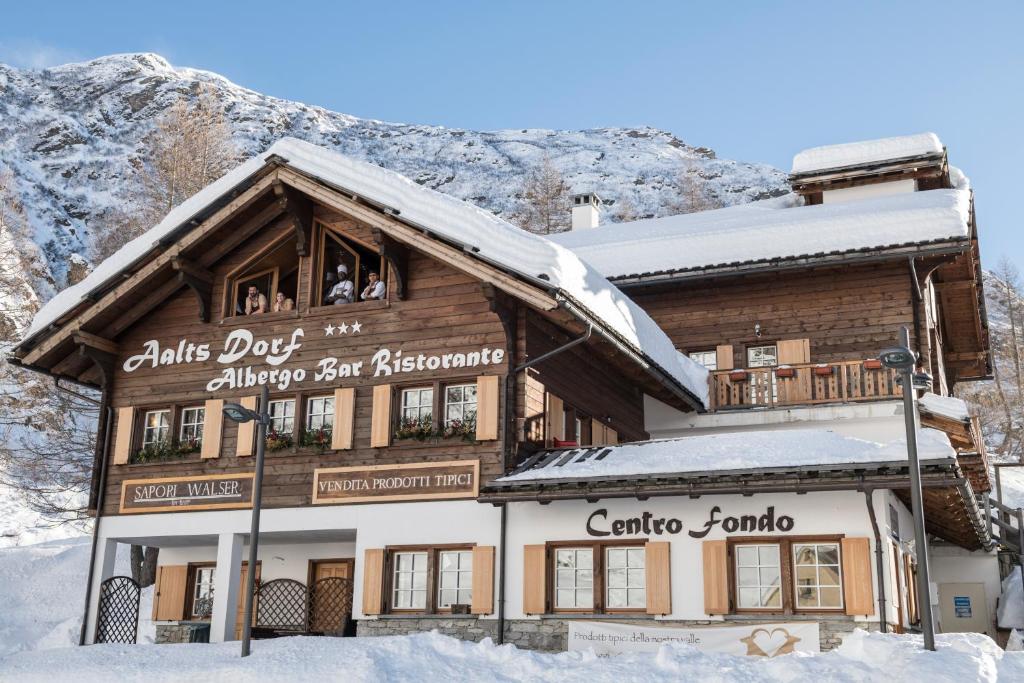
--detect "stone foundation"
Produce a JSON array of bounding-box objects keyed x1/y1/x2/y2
[
  {"x1": 357, "y1": 615, "x2": 882, "y2": 652},
  {"x1": 155, "y1": 622, "x2": 212, "y2": 644}
]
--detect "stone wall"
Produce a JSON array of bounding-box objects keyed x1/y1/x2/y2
[
  {"x1": 356, "y1": 615, "x2": 883, "y2": 652},
  {"x1": 155, "y1": 623, "x2": 211, "y2": 644}
]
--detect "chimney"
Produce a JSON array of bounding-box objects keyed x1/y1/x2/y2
[{"x1": 571, "y1": 193, "x2": 601, "y2": 230}]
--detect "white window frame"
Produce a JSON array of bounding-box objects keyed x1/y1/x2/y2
[
  {"x1": 605, "y1": 546, "x2": 646, "y2": 610},
  {"x1": 268, "y1": 399, "x2": 295, "y2": 435},
  {"x1": 443, "y1": 383, "x2": 477, "y2": 426},
  {"x1": 554, "y1": 547, "x2": 594, "y2": 610},
  {"x1": 306, "y1": 395, "x2": 334, "y2": 431},
  {"x1": 437, "y1": 549, "x2": 473, "y2": 608},
  {"x1": 746, "y1": 344, "x2": 778, "y2": 368},
  {"x1": 793, "y1": 542, "x2": 843, "y2": 610},
  {"x1": 735, "y1": 543, "x2": 782, "y2": 610},
  {"x1": 191, "y1": 566, "x2": 216, "y2": 619},
  {"x1": 400, "y1": 387, "x2": 433, "y2": 424},
  {"x1": 142, "y1": 409, "x2": 171, "y2": 447},
  {"x1": 179, "y1": 406, "x2": 205, "y2": 444},
  {"x1": 391, "y1": 551, "x2": 428, "y2": 610},
  {"x1": 689, "y1": 350, "x2": 718, "y2": 371}
]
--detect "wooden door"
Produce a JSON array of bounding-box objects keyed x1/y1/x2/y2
[
  {"x1": 889, "y1": 542, "x2": 905, "y2": 633},
  {"x1": 309, "y1": 559, "x2": 354, "y2": 633},
  {"x1": 312, "y1": 560, "x2": 353, "y2": 580},
  {"x1": 234, "y1": 562, "x2": 262, "y2": 640}
]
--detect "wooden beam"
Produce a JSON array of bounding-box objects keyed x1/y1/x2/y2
[
  {"x1": 371, "y1": 228, "x2": 409, "y2": 300},
  {"x1": 172, "y1": 257, "x2": 214, "y2": 323},
  {"x1": 78, "y1": 344, "x2": 116, "y2": 388},
  {"x1": 107, "y1": 278, "x2": 185, "y2": 338},
  {"x1": 274, "y1": 180, "x2": 313, "y2": 257},
  {"x1": 196, "y1": 201, "x2": 284, "y2": 268},
  {"x1": 72, "y1": 330, "x2": 118, "y2": 355},
  {"x1": 934, "y1": 279, "x2": 975, "y2": 292}
]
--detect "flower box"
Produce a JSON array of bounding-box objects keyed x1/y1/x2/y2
[
  {"x1": 813, "y1": 365, "x2": 835, "y2": 377},
  {"x1": 863, "y1": 359, "x2": 884, "y2": 370},
  {"x1": 775, "y1": 367, "x2": 796, "y2": 379},
  {"x1": 553, "y1": 439, "x2": 579, "y2": 448},
  {"x1": 728, "y1": 370, "x2": 748, "y2": 382}
]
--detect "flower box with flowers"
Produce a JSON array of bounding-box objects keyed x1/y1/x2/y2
[
  {"x1": 132, "y1": 439, "x2": 199, "y2": 464},
  {"x1": 301, "y1": 426, "x2": 333, "y2": 451},
  {"x1": 441, "y1": 414, "x2": 477, "y2": 443},
  {"x1": 395, "y1": 415, "x2": 435, "y2": 442},
  {"x1": 265, "y1": 429, "x2": 294, "y2": 451}
]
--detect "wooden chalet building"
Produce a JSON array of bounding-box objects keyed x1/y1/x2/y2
[{"x1": 11, "y1": 132, "x2": 998, "y2": 653}]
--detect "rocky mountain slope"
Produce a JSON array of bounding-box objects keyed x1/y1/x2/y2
[{"x1": 0, "y1": 52, "x2": 789, "y2": 300}]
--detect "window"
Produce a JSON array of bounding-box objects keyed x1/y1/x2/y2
[
  {"x1": 190, "y1": 566, "x2": 216, "y2": 619},
  {"x1": 606, "y1": 547, "x2": 646, "y2": 609},
  {"x1": 443, "y1": 384, "x2": 477, "y2": 426},
  {"x1": 793, "y1": 543, "x2": 842, "y2": 609},
  {"x1": 689, "y1": 350, "x2": 718, "y2": 371},
  {"x1": 747, "y1": 344, "x2": 778, "y2": 368},
  {"x1": 555, "y1": 548, "x2": 594, "y2": 610},
  {"x1": 387, "y1": 546, "x2": 474, "y2": 613},
  {"x1": 142, "y1": 409, "x2": 170, "y2": 447},
  {"x1": 401, "y1": 388, "x2": 434, "y2": 424},
  {"x1": 179, "y1": 407, "x2": 205, "y2": 445},
  {"x1": 268, "y1": 399, "x2": 295, "y2": 435},
  {"x1": 735, "y1": 544, "x2": 782, "y2": 609},
  {"x1": 437, "y1": 550, "x2": 473, "y2": 608},
  {"x1": 316, "y1": 222, "x2": 386, "y2": 307},
  {"x1": 226, "y1": 236, "x2": 300, "y2": 317},
  {"x1": 306, "y1": 396, "x2": 335, "y2": 430}
]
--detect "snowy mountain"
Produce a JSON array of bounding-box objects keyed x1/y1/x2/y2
[{"x1": 0, "y1": 52, "x2": 789, "y2": 298}]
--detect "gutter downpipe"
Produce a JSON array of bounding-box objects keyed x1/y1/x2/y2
[
  {"x1": 863, "y1": 487, "x2": 889, "y2": 633},
  {"x1": 78, "y1": 402, "x2": 114, "y2": 646}
]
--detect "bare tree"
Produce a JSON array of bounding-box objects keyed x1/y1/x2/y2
[
  {"x1": 610, "y1": 194, "x2": 642, "y2": 224},
  {"x1": 510, "y1": 154, "x2": 571, "y2": 234},
  {"x1": 667, "y1": 158, "x2": 723, "y2": 215}
]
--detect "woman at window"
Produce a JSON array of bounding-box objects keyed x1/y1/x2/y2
[
  {"x1": 244, "y1": 285, "x2": 267, "y2": 315},
  {"x1": 272, "y1": 291, "x2": 294, "y2": 312},
  {"x1": 326, "y1": 264, "x2": 355, "y2": 305},
  {"x1": 361, "y1": 270, "x2": 386, "y2": 301}
]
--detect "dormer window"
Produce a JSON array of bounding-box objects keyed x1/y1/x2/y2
[
  {"x1": 315, "y1": 222, "x2": 386, "y2": 307},
  {"x1": 225, "y1": 233, "x2": 300, "y2": 317}
]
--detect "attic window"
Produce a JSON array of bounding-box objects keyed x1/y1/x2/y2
[
  {"x1": 315, "y1": 223, "x2": 387, "y2": 307},
  {"x1": 226, "y1": 234, "x2": 300, "y2": 317}
]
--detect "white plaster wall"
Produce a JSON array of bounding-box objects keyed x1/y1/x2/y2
[
  {"x1": 928, "y1": 544, "x2": 1001, "y2": 636},
  {"x1": 822, "y1": 179, "x2": 916, "y2": 204},
  {"x1": 158, "y1": 541, "x2": 356, "y2": 583},
  {"x1": 504, "y1": 491, "x2": 880, "y2": 622}
]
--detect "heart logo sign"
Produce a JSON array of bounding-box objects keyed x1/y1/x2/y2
[{"x1": 739, "y1": 627, "x2": 802, "y2": 657}]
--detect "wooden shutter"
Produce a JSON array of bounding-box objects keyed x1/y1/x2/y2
[
  {"x1": 842, "y1": 537, "x2": 874, "y2": 615},
  {"x1": 904, "y1": 554, "x2": 918, "y2": 623},
  {"x1": 590, "y1": 419, "x2": 605, "y2": 446},
  {"x1": 152, "y1": 564, "x2": 188, "y2": 621},
  {"x1": 235, "y1": 396, "x2": 259, "y2": 457},
  {"x1": 523, "y1": 544, "x2": 547, "y2": 615},
  {"x1": 331, "y1": 388, "x2": 355, "y2": 450},
  {"x1": 645, "y1": 542, "x2": 671, "y2": 615},
  {"x1": 112, "y1": 406, "x2": 135, "y2": 465},
  {"x1": 715, "y1": 345, "x2": 734, "y2": 371},
  {"x1": 471, "y1": 545, "x2": 496, "y2": 614},
  {"x1": 702, "y1": 540, "x2": 729, "y2": 615},
  {"x1": 362, "y1": 548, "x2": 385, "y2": 615},
  {"x1": 777, "y1": 338, "x2": 811, "y2": 365},
  {"x1": 605, "y1": 427, "x2": 618, "y2": 445},
  {"x1": 475, "y1": 375, "x2": 500, "y2": 441},
  {"x1": 370, "y1": 385, "x2": 392, "y2": 448},
  {"x1": 545, "y1": 394, "x2": 565, "y2": 442},
  {"x1": 200, "y1": 399, "x2": 224, "y2": 459},
  {"x1": 234, "y1": 562, "x2": 261, "y2": 639}
]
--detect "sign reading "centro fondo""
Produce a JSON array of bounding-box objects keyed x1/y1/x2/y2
[
  {"x1": 586, "y1": 505, "x2": 795, "y2": 538},
  {"x1": 312, "y1": 460, "x2": 480, "y2": 505},
  {"x1": 119, "y1": 473, "x2": 255, "y2": 514}
]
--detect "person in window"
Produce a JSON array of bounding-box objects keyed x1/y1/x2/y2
[
  {"x1": 244, "y1": 285, "x2": 267, "y2": 315},
  {"x1": 326, "y1": 264, "x2": 354, "y2": 305},
  {"x1": 273, "y1": 291, "x2": 294, "y2": 312},
  {"x1": 361, "y1": 270, "x2": 386, "y2": 301}
]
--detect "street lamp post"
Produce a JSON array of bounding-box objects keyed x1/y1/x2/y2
[
  {"x1": 879, "y1": 326, "x2": 936, "y2": 651},
  {"x1": 222, "y1": 384, "x2": 270, "y2": 658}
]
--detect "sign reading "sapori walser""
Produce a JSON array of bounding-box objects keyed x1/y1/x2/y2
[
  {"x1": 119, "y1": 473, "x2": 255, "y2": 514},
  {"x1": 568, "y1": 621, "x2": 821, "y2": 657},
  {"x1": 312, "y1": 460, "x2": 480, "y2": 504}
]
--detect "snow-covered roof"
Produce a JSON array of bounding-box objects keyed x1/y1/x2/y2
[
  {"x1": 549, "y1": 187, "x2": 971, "y2": 280},
  {"x1": 791, "y1": 133, "x2": 945, "y2": 175},
  {"x1": 495, "y1": 428, "x2": 956, "y2": 484},
  {"x1": 918, "y1": 392, "x2": 971, "y2": 422},
  {"x1": 22, "y1": 138, "x2": 708, "y2": 407}
]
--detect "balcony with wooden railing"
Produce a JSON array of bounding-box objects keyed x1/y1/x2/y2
[{"x1": 708, "y1": 359, "x2": 900, "y2": 411}]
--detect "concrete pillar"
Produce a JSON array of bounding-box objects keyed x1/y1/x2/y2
[
  {"x1": 83, "y1": 538, "x2": 119, "y2": 645},
  {"x1": 209, "y1": 533, "x2": 244, "y2": 643}
]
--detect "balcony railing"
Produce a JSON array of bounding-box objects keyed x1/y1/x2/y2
[{"x1": 708, "y1": 359, "x2": 900, "y2": 411}]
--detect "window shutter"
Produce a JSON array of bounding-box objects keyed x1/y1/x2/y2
[
  {"x1": 715, "y1": 345, "x2": 734, "y2": 371},
  {"x1": 370, "y1": 385, "x2": 392, "y2": 448},
  {"x1": 235, "y1": 396, "x2": 259, "y2": 457},
  {"x1": 362, "y1": 548, "x2": 385, "y2": 615},
  {"x1": 475, "y1": 376, "x2": 500, "y2": 441},
  {"x1": 842, "y1": 537, "x2": 875, "y2": 615},
  {"x1": 152, "y1": 564, "x2": 188, "y2": 621},
  {"x1": 234, "y1": 563, "x2": 261, "y2": 639},
  {"x1": 605, "y1": 427, "x2": 618, "y2": 445},
  {"x1": 200, "y1": 399, "x2": 224, "y2": 459},
  {"x1": 471, "y1": 545, "x2": 496, "y2": 614},
  {"x1": 112, "y1": 406, "x2": 135, "y2": 465},
  {"x1": 331, "y1": 388, "x2": 355, "y2": 450},
  {"x1": 702, "y1": 540, "x2": 729, "y2": 615},
  {"x1": 546, "y1": 394, "x2": 565, "y2": 442},
  {"x1": 777, "y1": 338, "x2": 811, "y2": 365},
  {"x1": 523, "y1": 544, "x2": 547, "y2": 615},
  {"x1": 590, "y1": 419, "x2": 605, "y2": 446},
  {"x1": 645, "y1": 541, "x2": 671, "y2": 615}
]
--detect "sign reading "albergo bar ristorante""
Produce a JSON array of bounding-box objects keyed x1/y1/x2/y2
[
  {"x1": 119, "y1": 473, "x2": 255, "y2": 514},
  {"x1": 312, "y1": 460, "x2": 480, "y2": 505}
]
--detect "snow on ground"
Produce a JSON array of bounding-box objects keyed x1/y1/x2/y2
[
  {"x1": 0, "y1": 482, "x2": 88, "y2": 548},
  {"x1": 999, "y1": 567, "x2": 1024, "y2": 631},
  {"x1": 0, "y1": 629, "x2": 1021, "y2": 683},
  {"x1": 0, "y1": 536, "x2": 154, "y2": 658},
  {"x1": 998, "y1": 466, "x2": 1024, "y2": 509}
]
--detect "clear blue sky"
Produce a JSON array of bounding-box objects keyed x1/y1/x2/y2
[{"x1": 2, "y1": 1, "x2": 1021, "y2": 268}]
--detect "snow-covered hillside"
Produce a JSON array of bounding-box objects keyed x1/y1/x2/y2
[{"x1": 0, "y1": 52, "x2": 789, "y2": 297}]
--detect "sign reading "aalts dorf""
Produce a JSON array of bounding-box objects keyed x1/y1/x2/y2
[
  {"x1": 312, "y1": 460, "x2": 479, "y2": 505},
  {"x1": 119, "y1": 473, "x2": 255, "y2": 514}
]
